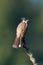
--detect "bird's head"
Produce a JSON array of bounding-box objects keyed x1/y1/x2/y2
[{"x1": 21, "y1": 17, "x2": 29, "y2": 24}]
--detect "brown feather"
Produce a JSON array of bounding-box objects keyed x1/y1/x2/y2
[
  {"x1": 12, "y1": 21, "x2": 28, "y2": 48},
  {"x1": 12, "y1": 37, "x2": 20, "y2": 48},
  {"x1": 16, "y1": 22, "x2": 27, "y2": 38}
]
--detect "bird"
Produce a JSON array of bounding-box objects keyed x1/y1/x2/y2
[{"x1": 12, "y1": 18, "x2": 29, "y2": 48}]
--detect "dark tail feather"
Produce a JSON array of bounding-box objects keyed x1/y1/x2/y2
[{"x1": 12, "y1": 37, "x2": 20, "y2": 48}]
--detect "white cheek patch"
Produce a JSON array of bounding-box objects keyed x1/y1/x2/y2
[{"x1": 23, "y1": 20, "x2": 27, "y2": 24}]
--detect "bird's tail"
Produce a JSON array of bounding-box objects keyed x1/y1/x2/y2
[{"x1": 12, "y1": 37, "x2": 20, "y2": 48}]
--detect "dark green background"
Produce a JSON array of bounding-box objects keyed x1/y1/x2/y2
[{"x1": 0, "y1": 0, "x2": 43, "y2": 65}]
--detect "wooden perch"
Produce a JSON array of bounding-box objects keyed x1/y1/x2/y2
[
  {"x1": 27, "y1": 52, "x2": 38, "y2": 65},
  {"x1": 22, "y1": 37, "x2": 38, "y2": 65}
]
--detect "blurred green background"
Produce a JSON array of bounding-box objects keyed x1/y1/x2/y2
[{"x1": 0, "y1": 0, "x2": 43, "y2": 65}]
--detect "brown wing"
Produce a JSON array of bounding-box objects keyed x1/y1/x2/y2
[
  {"x1": 12, "y1": 22, "x2": 28, "y2": 48},
  {"x1": 12, "y1": 36, "x2": 20, "y2": 48},
  {"x1": 16, "y1": 22, "x2": 27, "y2": 38}
]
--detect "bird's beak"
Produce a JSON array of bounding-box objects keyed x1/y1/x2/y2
[{"x1": 26, "y1": 19, "x2": 29, "y2": 22}]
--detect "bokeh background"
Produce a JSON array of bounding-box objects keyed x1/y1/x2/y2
[{"x1": 0, "y1": 0, "x2": 43, "y2": 65}]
